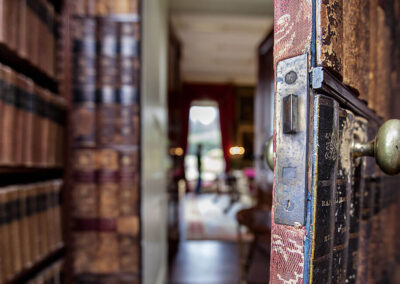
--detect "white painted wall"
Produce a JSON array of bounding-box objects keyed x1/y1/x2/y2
[{"x1": 141, "y1": 0, "x2": 168, "y2": 283}]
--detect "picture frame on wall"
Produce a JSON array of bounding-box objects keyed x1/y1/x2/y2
[{"x1": 236, "y1": 86, "x2": 254, "y2": 125}]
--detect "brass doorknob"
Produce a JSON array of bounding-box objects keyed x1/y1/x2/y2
[
  {"x1": 264, "y1": 137, "x2": 274, "y2": 171},
  {"x1": 352, "y1": 119, "x2": 400, "y2": 175}
]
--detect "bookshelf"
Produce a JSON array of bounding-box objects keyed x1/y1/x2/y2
[{"x1": 0, "y1": 0, "x2": 67, "y2": 283}]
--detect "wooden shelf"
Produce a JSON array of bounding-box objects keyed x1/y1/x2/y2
[
  {"x1": 9, "y1": 246, "x2": 65, "y2": 284},
  {"x1": 0, "y1": 167, "x2": 64, "y2": 186},
  {"x1": 0, "y1": 42, "x2": 59, "y2": 93}
]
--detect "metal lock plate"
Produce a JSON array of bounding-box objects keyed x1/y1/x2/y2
[{"x1": 274, "y1": 54, "x2": 309, "y2": 226}]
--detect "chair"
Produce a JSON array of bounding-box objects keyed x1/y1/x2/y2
[{"x1": 236, "y1": 189, "x2": 272, "y2": 283}]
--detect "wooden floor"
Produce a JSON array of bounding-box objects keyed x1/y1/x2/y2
[{"x1": 168, "y1": 241, "x2": 269, "y2": 284}]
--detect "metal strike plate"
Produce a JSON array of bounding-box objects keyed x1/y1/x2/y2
[
  {"x1": 283, "y1": 94, "x2": 298, "y2": 134},
  {"x1": 274, "y1": 54, "x2": 309, "y2": 226}
]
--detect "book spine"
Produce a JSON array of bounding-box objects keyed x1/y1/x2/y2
[
  {"x1": 345, "y1": 117, "x2": 368, "y2": 283},
  {"x1": 8, "y1": 186, "x2": 23, "y2": 276},
  {"x1": 14, "y1": 74, "x2": 26, "y2": 165},
  {"x1": 18, "y1": 0, "x2": 28, "y2": 58},
  {"x1": 37, "y1": 182, "x2": 49, "y2": 258},
  {"x1": 44, "y1": 181, "x2": 54, "y2": 252},
  {"x1": 96, "y1": 149, "x2": 120, "y2": 274},
  {"x1": 0, "y1": 190, "x2": 9, "y2": 282},
  {"x1": 46, "y1": 94, "x2": 56, "y2": 167},
  {"x1": 331, "y1": 109, "x2": 354, "y2": 283},
  {"x1": 19, "y1": 184, "x2": 32, "y2": 269},
  {"x1": 96, "y1": 19, "x2": 118, "y2": 146},
  {"x1": 0, "y1": 65, "x2": 5, "y2": 165},
  {"x1": 118, "y1": 149, "x2": 140, "y2": 274},
  {"x1": 26, "y1": 0, "x2": 39, "y2": 67},
  {"x1": 0, "y1": 67, "x2": 16, "y2": 165},
  {"x1": 72, "y1": 18, "x2": 96, "y2": 147},
  {"x1": 117, "y1": 21, "x2": 139, "y2": 146},
  {"x1": 0, "y1": 1, "x2": 5, "y2": 43},
  {"x1": 27, "y1": 184, "x2": 41, "y2": 262},
  {"x1": 309, "y1": 95, "x2": 339, "y2": 283},
  {"x1": 52, "y1": 179, "x2": 63, "y2": 249},
  {"x1": 41, "y1": 90, "x2": 51, "y2": 167},
  {"x1": 71, "y1": 149, "x2": 98, "y2": 274},
  {"x1": 21, "y1": 77, "x2": 35, "y2": 166},
  {"x1": 54, "y1": 97, "x2": 67, "y2": 167},
  {"x1": 32, "y1": 85, "x2": 42, "y2": 166}
]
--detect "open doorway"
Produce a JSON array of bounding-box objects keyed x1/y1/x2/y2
[{"x1": 166, "y1": 2, "x2": 274, "y2": 283}]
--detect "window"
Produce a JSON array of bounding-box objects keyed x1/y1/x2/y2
[{"x1": 185, "y1": 102, "x2": 225, "y2": 184}]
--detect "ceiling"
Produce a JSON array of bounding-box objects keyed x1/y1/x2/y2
[
  {"x1": 170, "y1": 0, "x2": 274, "y2": 85},
  {"x1": 169, "y1": 0, "x2": 274, "y2": 17}
]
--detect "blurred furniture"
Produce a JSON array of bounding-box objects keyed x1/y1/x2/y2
[{"x1": 236, "y1": 189, "x2": 272, "y2": 283}]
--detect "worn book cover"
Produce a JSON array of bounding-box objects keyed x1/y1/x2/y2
[
  {"x1": 72, "y1": 18, "x2": 96, "y2": 147},
  {"x1": 52, "y1": 180, "x2": 63, "y2": 249},
  {"x1": 0, "y1": 67, "x2": 16, "y2": 165},
  {"x1": 0, "y1": 189, "x2": 12, "y2": 281},
  {"x1": 21, "y1": 77, "x2": 35, "y2": 166},
  {"x1": 37, "y1": 182, "x2": 49, "y2": 259},
  {"x1": 18, "y1": 184, "x2": 32, "y2": 269},
  {"x1": 8, "y1": 186, "x2": 23, "y2": 275},
  {"x1": 26, "y1": 184, "x2": 40, "y2": 262},
  {"x1": 309, "y1": 95, "x2": 339, "y2": 283},
  {"x1": 14, "y1": 74, "x2": 26, "y2": 165}
]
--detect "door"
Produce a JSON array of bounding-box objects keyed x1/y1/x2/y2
[{"x1": 269, "y1": 1, "x2": 400, "y2": 283}]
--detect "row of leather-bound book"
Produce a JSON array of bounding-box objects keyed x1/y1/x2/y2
[
  {"x1": 0, "y1": 180, "x2": 63, "y2": 283},
  {"x1": 72, "y1": 0, "x2": 139, "y2": 16},
  {"x1": 27, "y1": 259, "x2": 64, "y2": 284},
  {"x1": 69, "y1": 11, "x2": 141, "y2": 282},
  {"x1": 71, "y1": 148, "x2": 140, "y2": 279},
  {"x1": 71, "y1": 17, "x2": 139, "y2": 148},
  {"x1": 0, "y1": 63, "x2": 66, "y2": 168},
  {"x1": 0, "y1": 0, "x2": 57, "y2": 77}
]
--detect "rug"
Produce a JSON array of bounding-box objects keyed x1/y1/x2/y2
[{"x1": 184, "y1": 193, "x2": 253, "y2": 241}]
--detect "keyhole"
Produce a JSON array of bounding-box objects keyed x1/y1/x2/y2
[{"x1": 285, "y1": 200, "x2": 294, "y2": 212}]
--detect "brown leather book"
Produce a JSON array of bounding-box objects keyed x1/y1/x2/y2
[
  {"x1": 71, "y1": 0, "x2": 87, "y2": 16},
  {"x1": 119, "y1": 235, "x2": 139, "y2": 274},
  {"x1": 53, "y1": 96, "x2": 67, "y2": 167},
  {"x1": 96, "y1": 20, "x2": 118, "y2": 146},
  {"x1": 96, "y1": 149, "x2": 120, "y2": 275},
  {"x1": 71, "y1": 149, "x2": 98, "y2": 274},
  {"x1": 8, "y1": 186, "x2": 23, "y2": 276},
  {"x1": 18, "y1": 184, "x2": 32, "y2": 269},
  {"x1": 0, "y1": 67, "x2": 16, "y2": 166},
  {"x1": 44, "y1": 181, "x2": 55, "y2": 252},
  {"x1": 5, "y1": 0, "x2": 19, "y2": 51},
  {"x1": 52, "y1": 179, "x2": 63, "y2": 249},
  {"x1": 14, "y1": 73, "x2": 27, "y2": 165},
  {"x1": 0, "y1": 0, "x2": 6, "y2": 43},
  {"x1": 0, "y1": 65, "x2": 5, "y2": 165},
  {"x1": 18, "y1": 0, "x2": 28, "y2": 58},
  {"x1": 37, "y1": 182, "x2": 49, "y2": 259},
  {"x1": 31, "y1": 85, "x2": 42, "y2": 166},
  {"x1": 47, "y1": 94, "x2": 56, "y2": 167},
  {"x1": 22, "y1": 78, "x2": 35, "y2": 166},
  {"x1": 0, "y1": 188, "x2": 11, "y2": 282},
  {"x1": 40, "y1": 90, "x2": 51, "y2": 167},
  {"x1": 72, "y1": 18, "x2": 96, "y2": 147},
  {"x1": 27, "y1": 184, "x2": 40, "y2": 262},
  {"x1": 118, "y1": 150, "x2": 139, "y2": 273},
  {"x1": 116, "y1": 21, "x2": 139, "y2": 146},
  {"x1": 113, "y1": 0, "x2": 139, "y2": 15},
  {"x1": 26, "y1": 0, "x2": 39, "y2": 66},
  {"x1": 35, "y1": 0, "x2": 46, "y2": 73}
]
